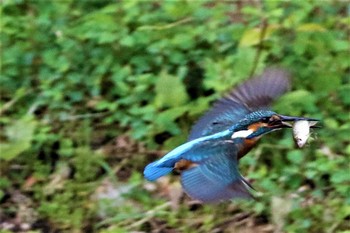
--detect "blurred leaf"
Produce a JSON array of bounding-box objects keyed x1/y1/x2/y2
[
  {"x1": 338, "y1": 85, "x2": 350, "y2": 105},
  {"x1": 286, "y1": 150, "x2": 304, "y2": 164},
  {"x1": 297, "y1": 23, "x2": 327, "y2": 32},
  {"x1": 154, "y1": 106, "x2": 188, "y2": 135},
  {"x1": 163, "y1": 133, "x2": 188, "y2": 150},
  {"x1": 311, "y1": 72, "x2": 342, "y2": 92},
  {"x1": 239, "y1": 25, "x2": 279, "y2": 47},
  {"x1": 274, "y1": 90, "x2": 317, "y2": 114},
  {"x1": 271, "y1": 196, "x2": 292, "y2": 232},
  {"x1": 0, "y1": 116, "x2": 36, "y2": 161},
  {"x1": 331, "y1": 170, "x2": 350, "y2": 184},
  {"x1": 154, "y1": 71, "x2": 189, "y2": 108}
]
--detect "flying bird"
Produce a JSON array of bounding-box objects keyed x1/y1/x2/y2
[{"x1": 144, "y1": 68, "x2": 319, "y2": 203}]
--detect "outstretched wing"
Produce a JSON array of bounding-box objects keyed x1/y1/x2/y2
[
  {"x1": 144, "y1": 130, "x2": 232, "y2": 181},
  {"x1": 144, "y1": 130, "x2": 253, "y2": 203},
  {"x1": 188, "y1": 68, "x2": 291, "y2": 140},
  {"x1": 181, "y1": 140, "x2": 253, "y2": 203}
]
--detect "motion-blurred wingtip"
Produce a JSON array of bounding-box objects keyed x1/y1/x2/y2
[{"x1": 143, "y1": 162, "x2": 173, "y2": 181}]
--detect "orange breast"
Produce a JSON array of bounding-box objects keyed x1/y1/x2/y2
[
  {"x1": 237, "y1": 138, "x2": 259, "y2": 159},
  {"x1": 237, "y1": 122, "x2": 264, "y2": 159},
  {"x1": 174, "y1": 159, "x2": 198, "y2": 171}
]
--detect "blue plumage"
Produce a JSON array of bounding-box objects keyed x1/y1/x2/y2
[
  {"x1": 143, "y1": 68, "x2": 314, "y2": 203},
  {"x1": 143, "y1": 164, "x2": 173, "y2": 181},
  {"x1": 188, "y1": 68, "x2": 290, "y2": 140},
  {"x1": 144, "y1": 130, "x2": 233, "y2": 181},
  {"x1": 181, "y1": 144, "x2": 252, "y2": 203}
]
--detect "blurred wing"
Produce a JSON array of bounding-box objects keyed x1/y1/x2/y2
[
  {"x1": 188, "y1": 68, "x2": 291, "y2": 140},
  {"x1": 181, "y1": 141, "x2": 253, "y2": 203},
  {"x1": 228, "y1": 68, "x2": 291, "y2": 109},
  {"x1": 144, "y1": 130, "x2": 231, "y2": 181}
]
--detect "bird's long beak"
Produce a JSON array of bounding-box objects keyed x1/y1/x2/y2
[{"x1": 272, "y1": 115, "x2": 320, "y2": 128}]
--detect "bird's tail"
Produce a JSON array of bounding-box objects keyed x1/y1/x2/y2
[{"x1": 143, "y1": 162, "x2": 173, "y2": 181}]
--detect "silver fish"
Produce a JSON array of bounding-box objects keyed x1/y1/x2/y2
[{"x1": 293, "y1": 120, "x2": 318, "y2": 148}]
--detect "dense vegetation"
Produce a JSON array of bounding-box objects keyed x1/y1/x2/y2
[{"x1": 1, "y1": 1, "x2": 349, "y2": 232}]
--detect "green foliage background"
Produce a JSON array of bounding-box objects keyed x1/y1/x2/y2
[{"x1": 1, "y1": 1, "x2": 349, "y2": 233}]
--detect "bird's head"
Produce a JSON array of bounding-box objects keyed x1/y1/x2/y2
[{"x1": 230, "y1": 110, "x2": 319, "y2": 139}]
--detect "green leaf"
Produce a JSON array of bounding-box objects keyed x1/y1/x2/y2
[
  {"x1": 297, "y1": 23, "x2": 326, "y2": 32},
  {"x1": 154, "y1": 71, "x2": 189, "y2": 108},
  {"x1": 274, "y1": 90, "x2": 317, "y2": 114},
  {"x1": 337, "y1": 85, "x2": 350, "y2": 105},
  {"x1": 287, "y1": 150, "x2": 304, "y2": 164},
  {"x1": 331, "y1": 170, "x2": 350, "y2": 184},
  {"x1": 0, "y1": 116, "x2": 37, "y2": 161},
  {"x1": 311, "y1": 72, "x2": 341, "y2": 92},
  {"x1": 154, "y1": 106, "x2": 188, "y2": 135},
  {"x1": 239, "y1": 25, "x2": 279, "y2": 47}
]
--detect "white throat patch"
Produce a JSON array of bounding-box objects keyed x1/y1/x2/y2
[{"x1": 231, "y1": 129, "x2": 253, "y2": 139}]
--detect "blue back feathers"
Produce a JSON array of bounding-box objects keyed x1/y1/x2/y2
[
  {"x1": 144, "y1": 163, "x2": 173, "y2": 181},
  {"x1": 143, "y1": 68, "x2": 291, "y2": 203},
  {"x1": 230, "y1": 110, "x2": 277, "y2": 131},
  {"x1": 181, "y1": 143, "x2": 252, "y2": 202}
]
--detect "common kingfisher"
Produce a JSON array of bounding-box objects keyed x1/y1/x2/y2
[{"x1": 144, "y1": 68, "x2": 319, "y2": 203}]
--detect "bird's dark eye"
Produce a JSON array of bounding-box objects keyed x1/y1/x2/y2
[{"x1": 261, "y1": 117, "x2": 269, "y2": 123}]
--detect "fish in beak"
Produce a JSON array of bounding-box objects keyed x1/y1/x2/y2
[
  {"x1": 278, "y1": 115, "x2": 320, "y2": 128},
  {"x1": 271, "y1": 115, "x2": 320, "y2": 147}
]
